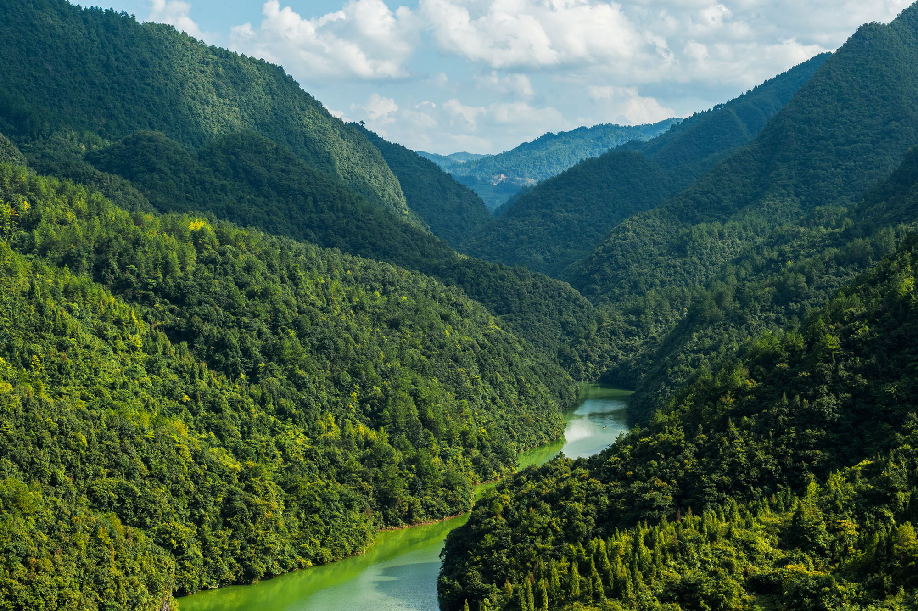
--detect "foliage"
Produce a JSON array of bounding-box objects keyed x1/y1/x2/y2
[
  {"x1": 354, "y1": 124, "x2": 492, "y2": 248},
  {"x1": 439, "y1": 233, "x2": 918, "y2": 610},
  {"x1": 0, "y1": 0, "x2": 407, "y2": 215},
  {"x1": 463, "y1": 55, "x2": 828, "y2": 277},
  {"x1": 0, "y1": 0, "x2": 607, "y2": 380},
  {"x1": 0, "y1": 161, "x2": 577, "y2": 605}
]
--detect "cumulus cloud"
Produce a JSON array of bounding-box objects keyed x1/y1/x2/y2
[
  {"x1": 359, "y1": 93, "x2": 400, "y2": 123},
  {"x1": 229, "y1": 0, "x2": 418, "y2": 80},
  {"x1": 148, "y1": 0, "x2": 208, "y2": 40},
  {"x1": 140, "y1": 0, "x2": 912, "y2": 152},
  {"x1": 476, "y1": 72, "x2": 535, "y2": 98},
  {"x1": 420, "y1": 0, "x2": 644, "y2": 70},
  {"x1": 587, "y1": 86, "x2": 675, "y2": 125}
]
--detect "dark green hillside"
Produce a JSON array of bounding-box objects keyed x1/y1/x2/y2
[
  {"x1": 0, "y1": 0, "x2": 602, "y2": 379},
  {"x1": 0, "y1": 161, "x2": 576, "y2": 605},
  {"x1": 463, "y1": 55, "x2": 828, "y2": 277},
  {"x1": 440, "y1": 234, "x2": 918, "y2": 610},
  {"x1": 572, "y1": 8, "x2": 918, "y2": 304},
  {"x1": 0, "y1": 0, "x2": 408, "y2": 215},
  {"x1": 66, "y1": 128, "x2": 599, "y2": 378},
  {"x1": 0, "y1": 133, "x2": 23, "y2": 165},
  {"x1": 355, "y1": 125, "x2": 492, "y2": 247},
  {"x1": 463, "y1": 152, "x2": 672, "y2": 277},
  {"x1": 622, "y1": 147, "x2": 918, "y2": 419}
]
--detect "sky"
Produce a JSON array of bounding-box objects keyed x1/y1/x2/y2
[{"x1": 81, "y1": 0, "x2": 912, "y2": 154}]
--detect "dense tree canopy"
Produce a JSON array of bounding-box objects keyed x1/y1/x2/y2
[
  {"x1": 441, "y1": 234, "x2": 918, "y2": 610},
  {"x1": 0, "y1": 161, "x2": 576, "y2": 607},
  {"x1": 462, "y1": 55, "x2": 828, "y2": 278}
]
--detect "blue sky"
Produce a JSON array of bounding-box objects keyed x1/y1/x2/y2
[{"x1": 81, "y1": 0, "x2": 912, "y2": 154}]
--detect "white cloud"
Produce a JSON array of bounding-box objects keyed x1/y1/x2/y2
[
  {"x1": 588, "y1": 86, "x2": 676, "y2": 125},
  {"x1": 359, "y1": 93, "x2": 400, "y2": 123},
  {"x1": 476, "y1": 72, "x2": 535, "y2": 98},
  {"x1": 148, "y1": 0, "x2": 208, "y2": 40},
  {"x1": 229, "y1": 0, "x2": 418, "y2": 80},
  {"x1": 419, "y1": 0, "x2": 643, "y2": 70},
  {"x1": 193, "y1": 0, "x2": 911, "y2": 152}
]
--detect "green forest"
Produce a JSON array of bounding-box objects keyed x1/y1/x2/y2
[
  {"x1": 460, "y1": 55, "x2": 828, "y2": 277},
  {"x1": 439, "y1": 4, "x2": 918, "y2": 610},
  {"x1": 1, "y1": 0, "x2": 918, "y2": 609}
]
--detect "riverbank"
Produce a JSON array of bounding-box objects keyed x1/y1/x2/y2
[{"x1": 179, "y1": 385, "x2": 631, "y2": 611}]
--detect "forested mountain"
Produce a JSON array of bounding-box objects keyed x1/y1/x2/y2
[
  {"x1": 0, "y1": 0, "x2": 409, "y2": 215},
  {"x1": 624, "y1": 149, "x2": 918, "y2": 419},
  {"x1": 572, "y1": 8, "x2": 918, "y2": 304},
  {"x1": 461, "y1": 55, "x2": 828, "y2": 277},
  {"x1": 417, "y1": 151, "x2": 487, "y2": 169},
  {"x1": 440, "y1": 6, "x2": 918, "y2": 609},
  {"x1": 569, "y1": 5, "x2": 918, "y2": 396},
  {"x1": 440, "y1": 231, "x2": 918, "y2": 610},
  {"x1": 0, "y1": 158, "x2": 577, "y2": 607},
  {"x1": 426, "y1": 120, "x2": 678, "y2": 210},
  {"x1": 0, "y1": 0, "x2": 602, "y2": 380},
  {"x1": 355, "y1": 124, "x2": 492, "y2": 247}
]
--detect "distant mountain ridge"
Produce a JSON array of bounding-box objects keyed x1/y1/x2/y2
[
  {"x1": 423, "y1": 119, "x2": 679, "y2": 210},
  {"x1": 460, "y1": 54, "x2": 830, "y2": 278}
]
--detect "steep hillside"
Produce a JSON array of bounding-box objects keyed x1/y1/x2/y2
[
  {"x1": 356, "y1": 125, "x2": 492, "y2": 247},
  {"x1": 0, "y1": 0, "x2": 408, "y2": 215},
  {"x1": 0, "y1": 160, "x2": 577, "y2": 606},
  {"x1": 463, "y1": 55, "x2": 828, "y2": 277},
  {"x1": 440, "y1": 233, "x2": 918, "y2": 610},
  {"x1": 572, "y1": 8, "x2": 918, "y2": 304},
  {"x1": 0, "y1": 0, "x2": 601, "y2": 379},
  {"x1": 564, "y1": 6, "x2": 918, "y2": 400},
  {"x1": 625, "y1": 148, "x2": 918, "y2": 419}
]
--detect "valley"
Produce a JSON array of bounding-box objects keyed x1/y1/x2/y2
[{"x1": 0, "y1": 2, "x2": 917, "y2": 610}]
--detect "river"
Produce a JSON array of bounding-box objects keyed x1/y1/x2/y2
[{"x1": 179, "y1": 385, "x2": 631, "y2": 611}]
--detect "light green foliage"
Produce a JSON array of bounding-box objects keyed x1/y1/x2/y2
[{"x1": 0, "y1": 162, "x2": 576, "y2": 605}]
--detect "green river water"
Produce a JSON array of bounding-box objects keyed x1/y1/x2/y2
[{"x1": 180, "y1": 385, "x2": 631, "y2": 611}]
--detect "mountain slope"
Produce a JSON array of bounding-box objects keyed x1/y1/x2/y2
[
  {"x1": 356, "y1": 125, "x2": 492, "y2": 247},
  {"x1": 625, "y1": 147, "x2": 918, "y2": 419},
  {"x1": 0, "y1": 0, "x2": 601, "y2": 379},
  {"x1": 572, "y1": 8, "x2": 918, "y2": 304},
  {"x1": 440, "y1": 232, "x2": 918, "y2": 610},
  {"x1": 0, "y1": 0, "x2": 407, "y2": 215},
  {"x1": 462, "y1": 55, "x2": 829, "y2": 277},
  {"x1": 0, "y1": 160, "x2": 576, "y2": 605}
]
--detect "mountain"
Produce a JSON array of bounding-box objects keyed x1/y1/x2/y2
[
  {"x1": 567, "y1": 4, "x2": 918, "y2": 399},
  {"x1": 417, "y1": 151, "x2": 487, "y2": 168},
  {"x1": 440, "y1": 230, "x2": 918, "y2": 610},
  {"x1": 0, "y1": 0, "x2": 601, "y2": 380},
  {"x1": 461, "y1": 55, "x2": 829, "y2": 277},
  {"x1": 430, "y1": 120, "x2": 679, "y2": 210},
  {"x1": 439, "y1": 6, "x2": 918, "y2": 608},
  {"x1": 356, "y1": 125, "x2": 492, "y2": 248},
  {"x1": 0, "y1": 156, "x2": 577, "y2": 606}
]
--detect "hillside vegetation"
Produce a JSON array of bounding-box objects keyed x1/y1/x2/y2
[
  {"x1": 0, "y1": 0, "x2": 602, "y2": 380},
  {"x1": 440, "y1": 232, "x2": 918, "y2": 610},
  {"x1": 462, "y1": 55, "x2": 828, "y2": 277},
  {"x1": 0, "y1": 161, "x2": 576, "y2": 607}
]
